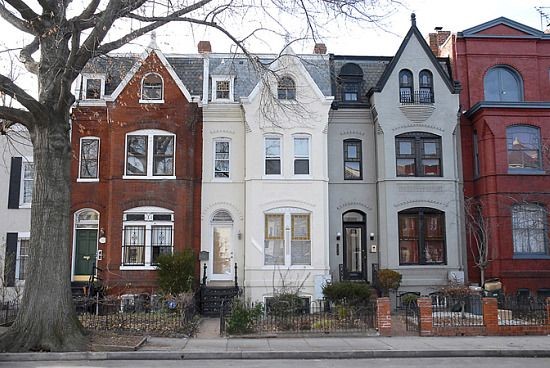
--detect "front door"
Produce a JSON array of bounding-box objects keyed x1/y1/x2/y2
[
  {"x1": 75, "y1": 229, "x2": 98, "y2": 277},
  {"x1": 343, "y1": 223, "x2": 366, "y2": 280},
  {"x1": 211, "y1": 225, "x2": 233, "y2": 280}
]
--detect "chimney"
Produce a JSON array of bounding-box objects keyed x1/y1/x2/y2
[
  {"x1": 198, "y1": 40, "x2": 212, "y2": 54},
  {"x1": 313, "y1": 43, "x2": 327, "y2": 54},
  {"x1": 427, "y1": 28, "x2": 451, "y2": 56}
]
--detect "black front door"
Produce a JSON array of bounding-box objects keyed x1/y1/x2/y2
[{"x1": 343, "y1": 223, "x2": 366, "y2": 280}]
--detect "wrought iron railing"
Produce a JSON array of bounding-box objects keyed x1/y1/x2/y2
[
  {"x1": 497, "y1": 295, "x2": 548, "y2": 326},
  {"x1": 431, "y1": 294, "x2": 483, "y2": 327},
  {"x1": 400, "y1": 90, "x2": 434, "y2": 104}
]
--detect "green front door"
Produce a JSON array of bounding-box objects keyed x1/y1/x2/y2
[{"x1": 75, "y1": 229, "x2": 97, "y2": 276}]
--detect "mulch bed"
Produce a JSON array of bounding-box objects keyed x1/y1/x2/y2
[{"x1": 88, "y1": 330, "x2": 147, "y2": 351}]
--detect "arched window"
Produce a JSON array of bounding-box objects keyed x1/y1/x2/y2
[
  {"x1": 399, "y1": 69, "x2": 414, "y2": 103},
  {"x1": 399, "y1": 208, "x2": 446, "y2": 265},
  {"x1": 484, "y1": 66, "x2": 523, "y2": 102},
  {"x1": 141, "y1": 73, "x2": 164, "y2": 101},
  {"x1": 419, "y1": 70, "x2": 434, "y2": 103},
  {"x1": 339, "y1": 63, "x2": 363, "y2": 102},
  {"x1": 506, "y1": 125, "x2": 541, "y2": 172},
  {"x1": 277, "y1": 76, "x2": 296, "y2": 100},
  {"x1": 212, "y1": 210, "x2": 234, "y2": 223}
]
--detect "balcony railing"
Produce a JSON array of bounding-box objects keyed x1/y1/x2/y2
[{"x1": 400, "y1": 90, "x2": 434, "y2": 104}]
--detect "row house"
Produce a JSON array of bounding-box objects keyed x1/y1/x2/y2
[
  {"x1": 433, "y1": 17, "x2": 550, "y2": 298},
  {"x1": 329, "y1": 14, "x2": 463, "y2": 295},
  {"x1": 70, "y1": 41, "x2": 203, "y2": 295}
]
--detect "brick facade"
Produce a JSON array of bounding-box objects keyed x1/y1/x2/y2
[{"x1": 71, "y1": 51, "x2": 202, "y2": 295}]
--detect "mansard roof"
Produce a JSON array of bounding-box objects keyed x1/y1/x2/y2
[{"x1": 459, "y1": 16, "x2": 550, "y2": 39}]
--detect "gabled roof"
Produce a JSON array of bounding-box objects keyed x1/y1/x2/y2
[
  {"x1": 459, "y1": 17, "x2": 550, "y2": 39},
  {"x1": 373, "y1": 14, "x2": 457, "y2": 94}
]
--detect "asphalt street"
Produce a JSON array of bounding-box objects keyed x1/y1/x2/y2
[{"x1": 3, "y1": 358, "x2": 550, "y2": 368}]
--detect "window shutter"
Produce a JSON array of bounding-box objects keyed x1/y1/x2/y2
[
  {"x1": 4, "y1": 233, "x2": 18, "y2": 286},
  {"x1": 8, "y1": 157, "x2": 22, "y2": 209}
]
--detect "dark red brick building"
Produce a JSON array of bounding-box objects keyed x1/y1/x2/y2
[
  {"x1": 70, "y1": 47, "x2": 203, "y2": 296},
  {"x1": 438, "y1": 18, "x2": 550, "y2": 297}
]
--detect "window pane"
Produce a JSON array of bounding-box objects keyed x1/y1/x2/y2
[
  {"x1": 422, "y1": 159, "x2": 441, "y2": 176},
  {"x1": 22, "y1": 163, "x2": 34, "y2": 204},
  {"x1": 397, "y1": 158, "x2": 415, "y2": 176},
  {"x1": 292, "y1": 214, "x2": 310, "y2": 240},
  {"x1": 423, "y1": 142, "x2": 437, "y2": 155},
  {"x1": 213, "y1": 227, "x2": 232, "y2": 274},
  {"x1": 153, "y1": 136, "x2": 174, "y2": 176},
  {"x1": 265, "y1": 214, "x2": 284, "y2": 239},
  {"x1": 424, "y1": 241, "x2": 445, "y2": 263},
  {"x1": 18, "y1": 239, "x2": 29, "y2": 280},
  {"x1": 398, "y1": 141, "x2": 413, "y2": 155},
  {"x1": 142, "y1": 74, "x2": 163, "y2": 100},
  {"x1": 80, "y1": 139, "x2": 99, "y2": 178},
  {"x1": 294, "y1": 138, "x2": 309, "y2": 157},
  {"x1": 344, "y1": 162, "x2": 361, "y2": 179},
  {"x1": 264, "y1": 240, "x2": 285, "y2": 265},
  {"x1": 291, "y1": 240, "x2": 311, "y2": 265},
  {"x1": 215, "y1": 141, "x2": 230, "y2": 178},
  {"x1": 512, "y1": 204, "x2": 547, "y2": 254},
  {"x1": 266, "y1": 159, "x2": 281, "y2": 175},
  {"x1": 123, "y1": 226, "x2": 145, "y2": 265},
  {"x1": 400, "y1": 240, "x2": 419, "y2": 264},
  {"x1": 265, "y1": 138, "x2": 280, "y2": 157},
  {"x1": 85, "y1": 79, "x2": 101, "y2": 99},
  {"x1": 507, "y1": 127, "x2": 541, "y2": 170},
  {"x1": 152, "y1": 226, "x2": 173, "y2": 264},
  {"x1": 294, "y1": 159, "x2": 309, "y2": 175},
  {"x1": 127, "y1": 136, "x2": 148, "y2": 175},
  {"x1": 216, "y1": 81, "x2": 230, "y2": 99},
  {"x1": 500, "y1": 69, "x2": 521, "y2": 101},
  {"x1": 346, "y1": 145, "x2": 358, "y2": 159}
]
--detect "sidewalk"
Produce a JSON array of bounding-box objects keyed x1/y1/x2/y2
[{"x1": 1, "y1": 335, "x2": 550, "y2": 361}]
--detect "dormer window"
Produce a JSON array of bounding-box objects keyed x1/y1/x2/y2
[
  {"x1": 216, "y1": 81, "x2": 230, "y2": 99},
  {"x1": 339, "y1": 63, "x2": 363, "y2": 102},
  {"x1": 277, "y1": 76, "x2": 296, "y2": 100},
  {"x1": 211, "y1": 77, "x2": 234, "y2": 102},
  {"x1": 141, "y1": 73, "x2": 163, "y2": 101},
  {"x1": 81, "y1": 74, "x2": 105, "y2": 101}
]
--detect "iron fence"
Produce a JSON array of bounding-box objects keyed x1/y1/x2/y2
[
  {"x1": 0, "y1": 300, "x2": 19, "y2": 325},
  {"x1": 497, "y1": 295, "x2": 549, "y2": 326},
  {"x1": 404, "y1": 300, "x2": 419, "y2": 332},
  {"x1": 431, "y1": 294, "x2": 484, "y2": 327},
  {"x1": 221, "y1": 299, "x2": 377, "y2": 336}
]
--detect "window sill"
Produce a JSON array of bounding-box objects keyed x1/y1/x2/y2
[
  {"x1": 212, "y1": 177, "x2": 232, "y2": 182},
  {"x1": 262, "y1": 175, "x2": 284, "y2": 180},
  {"x1": 139, "y1": 99, "x2": 164, "y2": 104},
  {"x1": 119, "y1": 265, "x2": 158, "y2": 271},
  {"x1": 122, "y1": 175, "x2": 176, "y2": 180},
  {"x1": 18, "y1": 203, "x2": 32, "y2": 209},
  {"x1": 507, "y1": 169, "x2": 546, "y2": 175},
  {"x1": 262, "y1": 265, "x2": 313, "y2": 269},
  {"x1": 513, "y1": 254, "x2": 550, "y2": 260},
  {"x1": 77, "y1": 178, "x2": 99, "y2": 183},
  {"x1": 292, "y1": 175, "x2": 312, "y2": 180}
]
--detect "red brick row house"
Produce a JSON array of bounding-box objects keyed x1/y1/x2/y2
[
  {"x1": 70, "y1": 43, "x2": 203, "y2": 296},
  {"x1": 431, "y1": 17, "x2": 550, "y2": 298}
]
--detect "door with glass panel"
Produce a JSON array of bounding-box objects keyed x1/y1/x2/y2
[
  {"x1": 73, "y1": 209, "x2": 99, "y2": 281},
  {"x1": 342, "y1": 211, "x2": 366, "y2": 281},
  {"x1": 211, "y1": 210, "x2": 234, "y2": 280}
]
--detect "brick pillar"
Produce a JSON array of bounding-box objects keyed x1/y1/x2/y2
[
  {"x1": 483, "y1": 297, "x2": 499, "y2": 334},
  {"x1": 418, "y1": 297, "x2": 433, "y2": 336},
  {"x1": 376, "y1": 297, "x2": 392, "y2": 336}
]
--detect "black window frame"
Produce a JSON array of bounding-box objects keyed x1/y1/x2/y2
[
  {"x1": 395, "y1": 132, "x2": 442, "y2": 177},
  {"x1": 398, "y1": 208, "x2": 447, "y2": 266},
  {"x1": 339, "y1": 63, "x2": 364, "y2": 103},
  {"x1": 399, "y1": 69, "x2": 414, "y2": 103},
  {"x1": 419, "y1": 69, "x2": 434, "y2": 103},
  {"x1": 343, "y1": 139, "x2": 363, "y2": 180},
  {"x1": 277, "y1": 76, "x2": 296, "y2": 100}
]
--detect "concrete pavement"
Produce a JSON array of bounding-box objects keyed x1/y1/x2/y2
[{"x1": 1, "y1": 335, "x2": 550, "y2": 361}]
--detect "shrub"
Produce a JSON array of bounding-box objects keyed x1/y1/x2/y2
[
  {"x1": 156, "y1": 250, "x2": 195, "y2": 294},
  {"x1": 267, "y1": 292, "x2": 308, "y2": 316},
  {"x1": 322, "y1": 281, "x2": 372, "y2": 306},
  {"x1": 226, "y1": 299, "x2": 263, "y2": 335},
  {"x1": 377, "y1": 269, "x2": 402, "y2": 296},
  {"x1": 401, "y1": 293, "x2": 418, "y2": 306}
]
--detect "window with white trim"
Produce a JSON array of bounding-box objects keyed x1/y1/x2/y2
[
  {"x1": 214, "y1": 139, "x2": 230, "y2": 178},
  {"x1": 212, "y1": 77, "x2": 234, "y2": 102},
  {"x1": 125, "y1": 130, "x2": 175, "y2": 178},
  {"x1": 122, "y1": 207, "x2": 174, "y2": 267},
  {"x1": 141, "y1": 73, "x2": 164, "y2": 101},
  {"x1": 79, "y1": 137, "x2": 100, "y2": 179},
  {"x1": 293, "y1": 136, "x2": 310, "y2": 175},
  {"x1": 277, "y1": 76, "x2": 296, "y2": 100},
  {"x1": 20, "y1": 161, "x2": 34, "y2": 206},
  {"x1": 264, "y1": 210, "x2": 311, "y2": 266},
  {"x1": 216, "y1": 81, "x2": 230, "y2": 99},
  {"x1": 16, "y1": 237, "x2": 30, "y2": 281},
  {"x1": 81, "y1": 74, "x2": 105, "y2": 100},
  {"x1": 512, "y1": 203, "x2": 548, "y2": 255},
  {"x1": 265, "y1": 136, "x2": 282, "y2": 175}
]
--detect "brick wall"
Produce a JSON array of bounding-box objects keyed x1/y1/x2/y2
[{"x1": 376, "y1": 298, "x2": 392, "y2": 336}]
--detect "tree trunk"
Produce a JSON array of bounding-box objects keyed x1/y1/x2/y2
[
  {"x1": 0, "y1": 117, "x2": 88, "y2": 352},
  {"x1": 480, "y1": 268, "x2": 485, "y2": 287}
]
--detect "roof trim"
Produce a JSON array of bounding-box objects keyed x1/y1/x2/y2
[
  {"x1": 373, "y1": 14, "x2": 456, "y2": 94},
  {"x1": 465, "y1": 101, "x2": 550, "y2": 118},
  {"x1": 109, "y1": 47, "x2": 194, "y2": 103},
  {"x1": 460, "y1": 17, "x2": 548, "y2": 38}
]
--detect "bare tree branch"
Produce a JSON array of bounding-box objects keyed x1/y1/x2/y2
[
  {"x1": 4, "y1": 0, "x2": 39, "y2": 21},
  {"x1": 19, "y1": 36, "x2": 39, "y2": 75},
  {"x1": 0, "y1": 106, "x2": 33, "y2": 127},
  {"x1": 0, "y1": 3, "x2": 36, "y2": 34},
  {"x1": 0, "y1": 74, "x2": 41, "y2": 116}
]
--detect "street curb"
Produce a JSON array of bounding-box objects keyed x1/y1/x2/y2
[{"x1": 1, "y1": 349, "x2": 550, "y2": 361}]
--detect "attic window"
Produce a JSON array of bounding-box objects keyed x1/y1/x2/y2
[
  {"x1": 141, "y1": 73, "x2": 164, "y2": 101},
  {"x1": 85, "y1": 79, "x2": 102, "y2": 99},
  {"x1": 277, "y1": 76, "x2": 296, "y2": 100},
  {"x1": 216, "y1": 81, "x2": 230, "y2": 99},
  {"x1": 339, "y1": 63, "x2": 363, "y2": 102}
]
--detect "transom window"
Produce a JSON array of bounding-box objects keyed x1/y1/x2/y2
[
  {"x1": 126, "y1": 130, "x2": 175, "y2": 178},
  {"x1": 277, "y1": 76, "x2": 296, "y2": 100},
  {"x1": 122, "y1": 207, "x2": 174, "y2": 267},
  {"x1": 506, "y1": 125, "x2": 542, "y2": 172},
  {"x1": 265, "y1": 136, "x2": 281, "y2": 175},
  {"x1": 399, "y1": 69, "x2": 414, "y2": 103},
  {"x1": 214, "y1": 139, "x2": 230, "y2": 178},
  {"x1": 293, "y1": 136, "x2": 310, "y2": 175},
  {"x1": 419, "y1": 70, "x2": 434, "y2": 103},
  {"x1": 484, "y1": 66, "x2": 523, "y2": 102},
  {"x1": 343, "y1": 139, "x2": 362, "y2": 180},
  {"x1": 79, "y1": 137, "x2": 100, "y2": 179},
  {"x1": 512, "y1": 203, "x2": 548, "y2": 255},
  {"x1": 141, "y1": 73, "x2": 164, "y2": 101},
  {"x1": 399, "y1": 208, "x2": 446, "y2": 265},
  {"x1": 216, "y1": 81, "x2": 230, "y2": 99},
  {"x1": 396, "y1": 132, "x2": 442, "y2": 177},
  {"x1": 264, "y1": 210, "x2": 311, "y2": 266}
]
